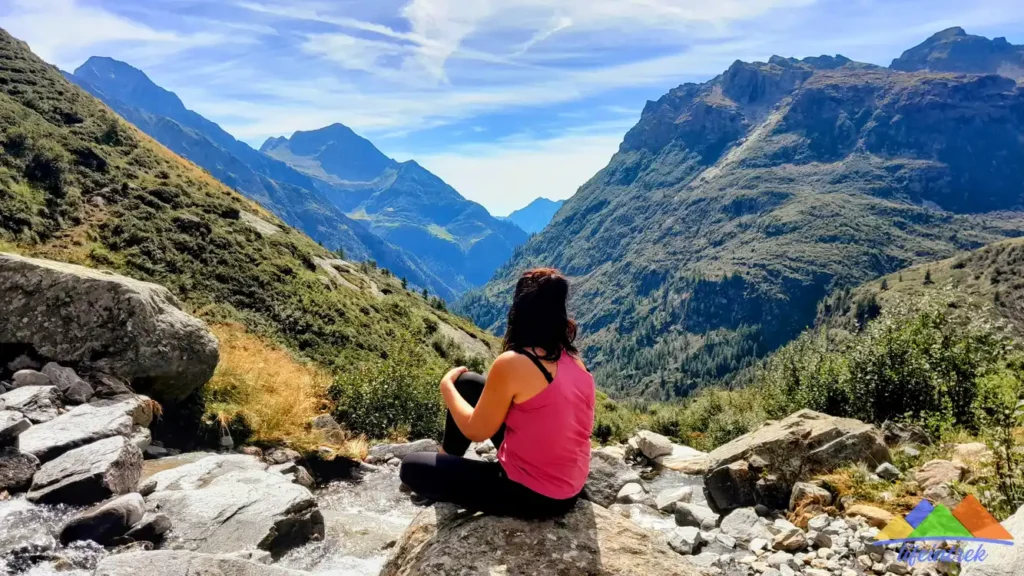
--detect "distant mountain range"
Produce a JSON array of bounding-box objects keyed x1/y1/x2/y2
[
  {"x1": 457, "y1": 28, "x2": 1024, "y2": 400},
  {"x1": 500, "y1": 198, "x2": 565, "y2": 234},
  {"x1": 66, "y1": 58, "x2": 525, "y2": 299},
  {"x1": 261, "y1": 127, "x2": 528, "y2": 291}
]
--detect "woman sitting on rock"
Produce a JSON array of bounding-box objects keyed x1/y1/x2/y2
[{"x1": 401, "y1": 268, "x2": 595, "y2": 519}]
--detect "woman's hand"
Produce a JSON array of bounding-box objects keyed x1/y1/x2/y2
[{"x1": 440, "y1": 366, "x2": 469, "y2": 393}]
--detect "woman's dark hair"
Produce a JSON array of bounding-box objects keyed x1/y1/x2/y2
[{"x1": 502, "y1": 268, "x2": 578, "y2": 361}]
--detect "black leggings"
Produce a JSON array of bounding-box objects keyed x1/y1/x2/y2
[{"x1": 399, "y1": 372, "x2": 578, "y2": 519}]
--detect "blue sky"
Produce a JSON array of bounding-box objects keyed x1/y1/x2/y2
[{"x1": 2, "y1": 0, "x2": 1023, "y2": 215}]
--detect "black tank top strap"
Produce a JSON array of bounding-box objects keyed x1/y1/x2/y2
[{"x1": 514, "y1": 348, "x2": 554, "y2": 383}]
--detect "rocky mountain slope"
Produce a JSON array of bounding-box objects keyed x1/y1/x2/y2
[
  {"x1": 65, "y1": 57, "x2": 454, "y2": 299},
  {"x1": 0, "y1": 28, "x2": 493, "y2": 386},
  {"x1": 501, "y1": 197, "x2": 565, "y2": 234},
  {"x1": 262, "y1": 126, "x2": 529, "y2": 292},
  {"x1": 458, "y1": 32, "x2": 1024, "y2": 400},
  {"x1": 891, "y1": 26, "x2": 1024, "y2": 79}
]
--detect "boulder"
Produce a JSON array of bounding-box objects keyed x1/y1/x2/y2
[
  {"x1": 720, "y1": 507, "x2": 770, "y2": 543},
  {"x1": 0, "y1": 386, "x2": 62, "y2": 424},
  {"x1": 94, "y1": 551, "x2": 306, "y2": 576},
  {"x1": 381, "y1": 500, "x2": 702, "y2": 575},
  {"x1": 145, "y1": 454, "x2": 324, "y2": 557},
  {"x1": 0, "y1": 410, "x2": 31, "y2": 446},
  {"x1": 0, "y1": 446, "x2": 39, "y2": 492},
  {"x1": 772, "y1": 525, "x2": 808, "y2": 551},
  {"x1": 881, "y1": 421, "x2": 932, "y2": 446},
  {"x1": 951, "y1": 443, "x2": 993, "y2": 468},
  {"x1": 674, "y1": 503, "x2": 719, "y2": 530},
  {"x1": 875, "y1": 463, "x2": 901, "y2": 481},
  {"x1": 914, "y1": 459, "x2": 964, "y2": 490},
  {"x1": 584, "y1": 450, "x2": 643, "y2": 507},
  {"x1": 264, "y1": 447, "x2": 301, "y2": 465},
  {"x1": 123, "y1": 512, "x2": 173, "y2": 543},
  {"x1": 789, "y1": 482, "x2": 833, "y2": 511},
  {"x1": 59, "y1": 492, "x2": 145, "y2": 545},
  {"x1": 616, "y1": 482, "x2": 646, "y2": 504},
  {"x1": 18, "y1": 395, "x2": 152, "y2": 462},
  {"x1": 0, "y1": 253, "x2": 219, "y2": 404},
  {"x1": 41, "y1": 363, "x2": 93, "y2": 404},
  {"x1": 961, "y1": 503, "x2": 1024, "y2": 576},
  {"x1": 669, "y1": 526, "x2": 703, "y2": 555},
  {"x1": 655, "y1": 486, "x2": 694, "y2": 511},
  {"x1": 653, "y1": 444, "x2": 711, "y2": 475},
  {"x1": 845, "y1": 505, "x2": 893, "y2": 529},
  {"x1": 366, "y1": 439, "x2": 438, "y2": 463},
  {"x1": 703, "y1": 410, "x2": 890, "y2": 511},
  {"x1": 28, "y1": 435, "x2": 142, "y2": 505},
  {"x1": 11, "y1": 370, "x2": 50, "y2": 388},
  {"x1": 634, "y1": 430, "x2": 675, "y2": 460}
]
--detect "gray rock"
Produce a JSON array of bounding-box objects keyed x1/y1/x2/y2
[
  {"x1": 269, "y1": 462, "x2": 316, "y2": 489},
  {"x1": 380, "y1": 500, "x2": 701, "y2": 575},
  {"x1": 635, "y1": 430, "x2": 675, "y2": 460},
  {"x1": 60, "y1": 492, "x2": 145, "y2": 545},
  {"x1": 914, "y1": 459, "x2": 964, "y2": 490},
  {"x1": 123, "y1": 512, "x2": 173, "y2": 543},
  {"x1": 145, "y1": 454, "x2": 324, "y2": 557},
  {"x1": 0, "y1": 253, "x2": 219, "y2": 405},
  {"x1": 674, "y1": 503, "x2": 719, "y2": 530},
  {"x1": 705, "y1": 409, "x2": 890, "y2": 512},
  {"x1": 881, "y1": 421, "x2": 932, "y2": 446},
  {"x1": 366, "y1": 439, "x2": 438, "y2": 463},
  {"x1": 772, "y1": 526, "x2": 808, "y2": 551},
  {"x1": 0, "y1": 386, "x2": 62, "y2": 423},
  {"x1": 28, "y1": 435, "x2": 142, "y2": 505},
  {"x1": 265, "y1": 447, "x2": 301, "y2": 465},
  {"x1": 92, "y1": 373, "x2": 135, "y2": 398},
  {"x1": 144, "y1": 444, "x2": 169, "y2": 459},
  {"x1": 790, "y1": 482, "x2": 833, "y2": 510},
  {"x1": 584, "y1": 450, "x2": 643, "y2": 507},
  {"x1": 655, "y1": 486, "x2": 694, "y2": 511},
  {"x1": 0, "y1": 410, "x2": 31, "y2": 446},
  {"x1": 93, "y1": 551, "x2": 306, "y2": 576},
  {"x1": 40, "y1": 363, "x2": 94, "y2": 404},
  {"x1": 18, "y1": 395, "x2": 152, "y2": 462},
  {"x1": 669, "y1": 526, "x2": 703, "y2": 555},
  {"x1": 0, "y1": 446, "x2": 39, "y2": 492},
  {"x1": 875, "y1": 462, "x2": 901, "y2": 481},
  {"x1": 720, "y1": 508, "x2": 769, "y2": 543},
  {"x1": 685, "y1": 552, "x2": 720, "y2": 568},
  {"x1": 616, "y1": 482, "x2": 647, "y2": 504},
  {"x1": 12, "y1": 370, "x2": 51, "y2": 388}
]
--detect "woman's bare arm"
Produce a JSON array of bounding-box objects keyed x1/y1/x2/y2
[{"x1": 441, "y1": 353, "x2": 518, "y2": 442}]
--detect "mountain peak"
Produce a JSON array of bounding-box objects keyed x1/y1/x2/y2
[
  {"x1": 73, "y1": 55, "x2": 188, "y2": 117},
  {"x1": 262, "y1": 122, "x2": 396, "y2": 184},
  {"x1": 890, "y1": 27, "x2": 1024, "y2": 77}
]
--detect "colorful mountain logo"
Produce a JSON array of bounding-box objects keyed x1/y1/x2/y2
[{"x1": 876, "y1": 495, "x2": 1014, "y2": 545}]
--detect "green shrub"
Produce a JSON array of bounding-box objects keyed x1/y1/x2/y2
[{"x1": 593, "y1": 391, "x2": 640, "y2": 444}]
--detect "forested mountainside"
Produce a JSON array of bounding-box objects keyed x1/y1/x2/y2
[
  {"x1": 458, "y1": 31, "x2": 1024, "y2": 400},
  {"x1": 262, "y1": 126, "x2": 529, "y2": 293},
  {"x1": 65, "y1": 57, "x2": 455, "y2": 300},
  {"x1": 891, "y1": 26, "x2": 1024, "y2": 79},
  {"x1": 502, "y1": 197, "x2": 565, "y2": 234},
  {"x1": 0, "y1": 28, "x2": 494, "y2": 382},
  {"x1": 818, "y1": 236, "x2": 1024, "y2": 336}
]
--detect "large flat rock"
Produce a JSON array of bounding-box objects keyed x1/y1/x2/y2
[
  {"x1": 28, "y1": 435, "x2": 142, "y2": 505},
  {"x1": 381, "y1": 500, "x2": 703, "y2": 575},
  {"x1": 145, "y1": 454, "x2": 324, "y2": 557},
  {"x1": 0, "y1": 386, "x2": 62, "y2": 424},
  {"x1": 17, "y1": 395, "x2": 152, "y2": 462},
  {"x1": 0, "y1": 253, "x2": 219, "y2": 404},
  {"x1": 94, "y1": 551, "x2": 306, "y2": 576}
]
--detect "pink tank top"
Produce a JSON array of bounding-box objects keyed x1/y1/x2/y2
[{"x1": 497, "y1": 353, "x2": 596, "y2": 500}]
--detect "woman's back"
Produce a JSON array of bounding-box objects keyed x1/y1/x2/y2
[{"x1": 498, "y1": 352, "x2": 595, "y2": 500}]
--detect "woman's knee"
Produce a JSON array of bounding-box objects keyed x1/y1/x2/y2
[
  {"x1": 399, "y1": 451, "x2": 435, "y2": 489},
  {"x1": 454, "y1": 371, "x2": 486, "y2": 399}
]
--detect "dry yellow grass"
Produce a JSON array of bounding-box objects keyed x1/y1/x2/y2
[{"x1": 205, "y1": 323, "x2": 340, "y2": 452}]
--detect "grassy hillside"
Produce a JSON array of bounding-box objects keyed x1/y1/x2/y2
[
  {"x1": 459, "y1": 48, "x2": 1024, "y2": 401},
  {"x1": 0, "y1": 28, "x2": 497, "y2": 443}
]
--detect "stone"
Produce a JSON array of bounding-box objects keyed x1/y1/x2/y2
[
  {"x1": 635, "y1": 430, "x2": 675, "y2": 460},
  {"x1": 11, "y1": 370, "x2": 50, "y2": 388},
  {"x1": 749, "y1": 537, "x2": 769, "y2": 552},
  {"x1": 92, "y1": 373, "x2": 135, "y2": 398},
  {"x1": 265, "y1": 447, "x2": 301, "y2": 465},
  {"x1": 807, "y1": 514, "x2": 831, "y2": 532},
  {"x1": 269, "y1": 462, "x2": 315, "y2": 489},
  {"x1": 18, "y1": 395, "x2": 152, "y2": 462},
  {"x1": 28, "y1": 435, "x2": 142, "y2": 505},
  {"x1": 766, "y1": 550, "x2": 795, "y2": 567},
  {"x1": 655, "y1": 486, "x2": 694, "y2": 511},
  {"x1": 684, "y1": 552, "x2": 720, "y2": 568},
  {"x1": 716, "y1": 533, "x2": 736, "y2": 548},
  {"x1": 597, "y1": 445, "x2": 627, "y2": 460},
  {"x1": 669, "y1": 526, "x2": 703, "y2": 555},
  {"x1": 960, "y1": 506, "x2": 1024, "y2": 575},
  {"x1": 812, "y1": 531, "x2": 833, "y2": 549},
  {"x1": 652, "y1": 446, "x2": 712, "y2": 475},
  {"x1": 144, "y1": 445, "x2": 169, "y2": 459},
  {"x1": 881, "y1": 421, "x2": 932, "y2": 446},
  {"x1": 674, "y1": 503, "x2": 719, "y2": 530},
  {"x1": 475, "y1": 439, "x2": 496, "y2": 454},
  {"x1": 131, "y1": 426, "x2": 152, "y2": 451},
  {"x1": 40, "y1": 363, "x2": 93, "y2": 404},
  {"x1": 0, "y1": 446, "x2": 39, "y2": 492},
  {"x1": 367, "y1": 439, "x2": 439, "y2": 463},
  {"x1": 914, "y1": 460, "x2": 964, "y2": 490},
  {"x1": 876, "y1": 462, "x2": 901, "y2": 481},
  {"x1": 123, "y1": 512, "x2": 173, "y2": 543},
  {"x1": 584, "y1": 450, "x2": 643, "y2": 507},
  {"x1": 773, "y1": 526, "x2": 808, "y2": 551},
  {"x1": 845, "y1": 505, "x2": 893, "y2": 529},
  {"x1": 6, "y1": 354, "x2": 39, "y2": 373},
  {"x1": 59, "y1": 492, "x2": 145, "y2": 545},
  {"x1": 0, "y1": 253, "x2": 220, "y2": 404},
  {"x1": 0, "y1": 386, "x2": 62, "y2": 423},
  {"x1": 720, "y1": 507, "x2": 770, "y2": 543},
  {"x1": 381, "y1": 500, "x2": 703, "y2": 575},
  {"x1": 704, "y1": 409, "x2": 890, "y2": 512},
  {"x1": 790, "y1": 482, "x2": 833, "y2": 511},
  {"x1": 0, "y1": 410, "x2": 31, "y2": 446},
  {"x1": 616, "y1": 482, "x2": 647, "y2": 504},
  {"x1": 923, "y1": 483, "x2": 958, "y2": 507},
  {"x1": 93, "y1": 551, "x2": 305, "y2": 576},
  {"x1": 145, "y1": 454, "x2": 324, "y2": 557},
  {"x1": 951, "y1": 443, "x2": 993, "y2": 468}
]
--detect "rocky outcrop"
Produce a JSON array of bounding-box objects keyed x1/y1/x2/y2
[
  {"x1": 145, "y1": 454, "x2": 324, "y2": 557},
  {"x1": 703, "y1": 410, "x2": 890, "y2": 511},
  {"x1": 28, "y1": 435, "x2": 142, "y2": 505},
  {"x1": 584, "y1": 450, "x2": 643, "y2": 507},
  {"x1": 18, "y1": 395, "x2": 152, "y2": 462},
  {"x1": 961, "y1": 504, "x2": 1024, "y2": 576},
  {"x1": 94, "y1": 551, "x2": 306, "y2": 576},
  {"x1": 0, "y1": 386, "x2": 62, "y2": 423},
  {"x1": 0, "y1": 253, "x2": 219, "y2": 404},
  {"x1": 59, "y1": 492, "x2": 145, "y2": 545},
  {"x1": 381, "y1": 500, "x2": 703, "y2": 576},
  {"x1": 40, "y1": 363, "x2": 93, "y2": 404}
]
